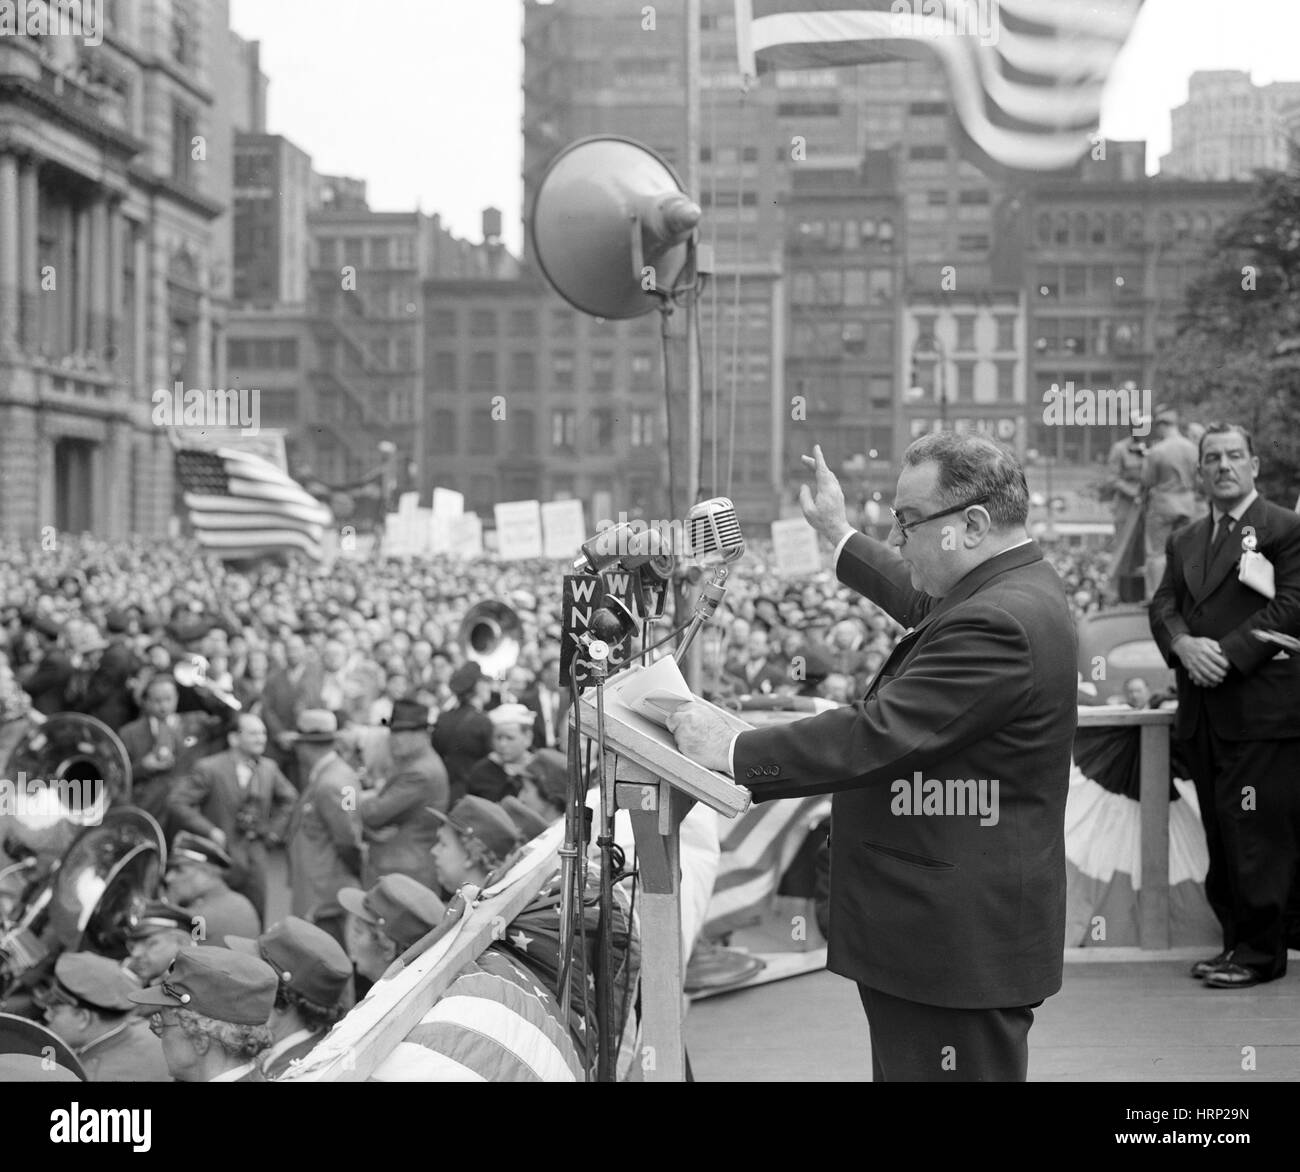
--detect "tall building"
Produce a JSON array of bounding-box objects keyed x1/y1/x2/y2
[
  {"x1": 1023, "y1": 142, "x2": 1251, "y2": 470},
  {"x1": 521, "y1": 0, "x2": 1006, "y2": 523},
  {"x1": 0, "y1": 0, "x2": 234, "y2": 541},
  {"x1": 1161, "y1": 71, "x2": 1300, "y2": 181},
  {"x1": 232, "y1": 134, "x2": 312, "y2": 307}
]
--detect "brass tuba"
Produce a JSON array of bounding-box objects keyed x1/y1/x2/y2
[{"x1": 458, "y1": 601, "x2": 522, "y2": 680}]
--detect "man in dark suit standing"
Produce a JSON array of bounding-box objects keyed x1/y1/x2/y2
[
  {"x1": 669, "y1": 434, "x2": 1077, "y2": 1081},
  {"x1": 169, "y1": 712, "x2": 298, "y2": 923},
  {"x1": 261, "y1": 634, "x2": 323, "y2": 789},
  {"x1": 1149, "y1": 423, "x2": 1300, "y2": 989}
]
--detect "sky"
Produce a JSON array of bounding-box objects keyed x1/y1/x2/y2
[{"x1": 229, "y1": 0, "x2": 1300, "y2": 257}]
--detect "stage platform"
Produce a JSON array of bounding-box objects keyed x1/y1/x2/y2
[{"x1": 684, "y1": 950, "x2": 1300, "y2": 1082}]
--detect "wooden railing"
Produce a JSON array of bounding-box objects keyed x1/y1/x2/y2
[{"x1": 1076, "y1": 705, "x2": 1176, "y2": 949}]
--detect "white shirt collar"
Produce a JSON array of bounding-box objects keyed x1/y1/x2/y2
[
  {"x1": 210, "y1": 1060, "x2": 258, "y2": 1082},
  {"x1": 1213, "y1": 489, "x2": 1258, "y2": 524}
]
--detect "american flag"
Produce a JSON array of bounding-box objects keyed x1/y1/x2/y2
[
  {"x1": 174, "y1": 447, "x2": 333, "y2": 561},
  {"x1": 735, "y1": 0, "x2": 1145, "y2": 174}
]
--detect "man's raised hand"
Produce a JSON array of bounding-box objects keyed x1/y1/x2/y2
[{"x1": 799, "y1": 444, "x2": 853, "y2": 547}]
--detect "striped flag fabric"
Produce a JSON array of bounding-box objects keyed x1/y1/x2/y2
[
  {"x1": 735, "y1": 0, "x2": 1145, "y2": 173},
  {"x1": 703, "y1": 794, "x2": 831, "y2": 938},
  {"x1": 370, "y1": 948, "x2": 586, "y2": 1082},
  {"x1": 174, "y1": 446, "x2": 333, "y2": 561}
]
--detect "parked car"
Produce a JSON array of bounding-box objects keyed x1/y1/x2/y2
[{"x1": 1076, "y1": 604, "x2": 1175, "y2": 704}]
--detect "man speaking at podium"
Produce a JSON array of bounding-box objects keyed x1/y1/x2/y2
[{"x1": 669, "y1": 434, "x2": 1077, "y2": 1082}]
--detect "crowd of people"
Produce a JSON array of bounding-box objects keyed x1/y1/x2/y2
[{"x1": 0, "y1": 527, "x2": 1121, "y2": 1080}]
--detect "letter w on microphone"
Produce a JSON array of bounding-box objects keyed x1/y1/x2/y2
[{"x1": 890, "y1": 773, "x2": 999, "y2": 827}]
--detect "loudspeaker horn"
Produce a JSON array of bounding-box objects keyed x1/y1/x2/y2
[{"x1": 528, "y1": 135, "x2": 701, "y2": 320}]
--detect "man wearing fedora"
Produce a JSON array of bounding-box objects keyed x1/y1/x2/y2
[
  {"x1": 359, "y1": 699, "x2": 448, "y2": 890},
  {"x1": 286, "y1": 710, "x2": 363, "y2": 949},
  {"x1": 225, "y1": 916, "x2": 352, "y2": 1079},
  {"x1": 129, "y1": 946, "x2": 278, "y2": 1081},
  {"x1": 431, "y1": 663, "x2": 494, "y2": 804},
  {"x1": 170, "y1": 711, "x2": 297, "y2": 922}
]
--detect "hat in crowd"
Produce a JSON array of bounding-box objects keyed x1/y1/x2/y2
[
  {"x1": 488, "y1": 702, "x2": 534, "y2": 731},
  {"x1": 127, "y1": 945, "x2": 278, "y2": 1025},
  {"x1": 168, "y1": 831, "x2": 232, "y2": 871},
  {"x1": 126, "y1": 901, "x2": 195, "y2": 940},
  {"x1": 521, "y1": 748, "x2": 568, "y2": 810},
  {"x1": 225, "y1": 916, "x2": 351, "y2": 1009},
  {"x1": 338, "y1": 874, "x2": 445, "y2": 950},
  {"x1": 449, "y1": 662, "x2": 487, "y2": 697},
  {"x1": 384, "y1": 697, "x2": 431, "y2": 733},
  {"x1": 800, "y1": 647, "x2": 832, "y2": 686},
  {"x1": 167, "y1": 613, "x2": 212, "y2": 646},
  {"x1": 293, "y1": 709, "x2": 339, "y2": 744},
  {"x1": 45, "y1": 952, "x2": 143, "y2": 1014},
  {"x1": 104, "y1": 607, "x2": 132, "y2": 634},
  {"x1": 65, "y1": 622, "x2": 109, "y2": 656},
  {"x1": 499, "y1": 795, "x2": 550, "y2": 841},
  {"x1": 33, "y1": 615, "x2": 63, "y2": 641},
  {"x1": 427, "y1": 795, "x2": 522, "y2": 863}
]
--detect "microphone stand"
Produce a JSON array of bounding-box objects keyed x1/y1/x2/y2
[{"x1": 674, "y1": 564, "x2": 730, "y2": 666}]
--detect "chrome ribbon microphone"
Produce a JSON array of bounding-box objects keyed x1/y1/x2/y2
[
  {"x1": 676, "y1": 498, "x2": 744, "y2": 665},
  {"x1": 686, "y1": 497, "x2": 745, "y2": 565}
]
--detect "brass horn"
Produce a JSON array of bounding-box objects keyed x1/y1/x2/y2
[{"x1": 458, "y1": 601, "x2": 522, "y2": 681}]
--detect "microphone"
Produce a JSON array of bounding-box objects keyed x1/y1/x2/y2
[
  {"x1": 686, "y1": 497, "x2": 745, "y2": 565},
  {"x1": 573, "y1": 522, "x2": 676, "y2": 580}
]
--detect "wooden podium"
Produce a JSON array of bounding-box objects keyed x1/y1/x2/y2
[{"x1": 576, "y1": 674, "x2": 751, "y2": 1082}]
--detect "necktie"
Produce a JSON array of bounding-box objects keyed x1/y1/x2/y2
[{"x1": 1210, "y1": 513, "x2": 1232, "y2": 559}]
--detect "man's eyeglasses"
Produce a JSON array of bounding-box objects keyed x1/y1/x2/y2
[{"x1": 889, "y1": 495, "x2": 991, "y2": 545}]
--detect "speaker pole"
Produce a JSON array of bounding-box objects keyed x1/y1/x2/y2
[{"x1": 683, "y1": 0, "x2": 702, "y2": 513}]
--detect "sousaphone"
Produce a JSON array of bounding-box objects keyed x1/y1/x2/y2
[{"x1": 459, "y1": 601, "x2": 522, "y2": 680}]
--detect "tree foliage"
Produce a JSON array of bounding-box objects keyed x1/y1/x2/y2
[{"x1": 1155, "y1": 169, "x2": 1300, "y2": 502}]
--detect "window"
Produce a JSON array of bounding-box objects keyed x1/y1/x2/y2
[
  {"x1": 814, "y1": 270, "x2": 841, "y2": 304},
  {"x1": 370, "y1": 238, "x2": 391, "y2": 267},
  {"x1": 590, "y1": 352, "x2": 614, "y2": 390},
  {"x1": 867, "y1": 320, "x2": 894, "y2": 355},
  {"x1": 869, "y1": 375, "x2": 892, "y2": 408},
  {"x1": 955, "y1": 362, "x2": 975, "y2": 402},
  {"x1": 430, "y1": 409, "x2": 457, "y2": 453},
  {"x1": 470, "y1": 352, "x2": 496, "y2": 389},
  {"x1": 631, "y1": 409, "x2": 656, "y2": 447},
  {"x1": 470, "y1": 409, "x2": 495, "y2": 455},
  {"x1": 792, "y1": 272, "x2": 816, "y2": 304},
  {"x1": 1063, "y1": 265, "x2": 1087, "y2": 297},
  {"x1": 841, "y1": 321, "x2": 865, "y2": 354},
  {"x1": 227, "y1": 339, "x2": 249, "y2": 367},
  {"x1": 909, "y1": 145, "x2": 947, "y2": 160},
  {"x1": 551, "y1": 308, "x2": 575, "y2": 337},
  {"x1": 777, "y1": 102, "x2": 841, "y2": 118},
  {"x1": 470, "y1": 310, "x2": 496, "y2": 337},
  {"x1": 511, "y1": 409, "x2": 535, "y2": 454},
  {"x1": 868, "y1": 267, "x2": 894, "y2": 303},
  {"x1": 958, "y1": 189, "x2": 991, "y2": 206},
  {"x1": 958, "y1": 234, "x2": 989, "y2": 252},
  {"x1": 551, "y1": 352, "x2": 574, "y2": 390},
  {"x1": 394, "y1": 236, "x2": 415, "y2": 266},
  {"x1": 927, "y1": 190, "x2": 948, "y2": 206},
  {"x1": 995, "y1": 316, "x2": 1016, "y2": 352},
  {"x1": 433, "y1": 352, "x2": 456, "y2": 388},
  {"x1": 843, "y1": 270, "x2": 867, "y2": 306},
  {"x1": 395, "y1": 337, "x2": 413, "y2": 369},
  {"x1": 367, "y1": 337, "x2": 389, "y2": 367},
  {"x1": 509, "y1": 309, "x2": 537, "y2": 336},
  {"x1": 552, "y1": 409, "x2": 578, "y2": 451},
  {"x1": 172, "y1": 104, "x2": 198, "y2": 186},
  {"x1": 343, "y1": 238, "x2": 364, "y2": 267},
  {"x1": 631, "y1": 352, "x2": 655, "y2": 388},
  {"x1": 995, "y1": 361, "x2": 1016, "y2": 401},
  {"x1": 430, "y1": 309, "x2": 456, "y2": 336},
  {"x1": 591, "y1": 408, "x2": 616, "y2": 450},
  {"x1": 510, "y1": 352, "x2": 536, "y2": 391},
  {"x1": 955, "y1": 315, "x2": 976, "y2": 351}
]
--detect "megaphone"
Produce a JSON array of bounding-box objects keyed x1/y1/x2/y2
[{"x1": 528, "y1": 135, "x2": 702, "y2": 320}]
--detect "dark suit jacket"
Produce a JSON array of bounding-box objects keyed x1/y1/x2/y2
[
  {"x1": 1149, "y1": 494, "x2": 1300, "y2": 742},
  {"x1": 119, "y1": 712, "x2": 224, "y2": 804},
  {"x1": 22, "y1": 652, "x2": 76, "y2": 715},
  {"x1": 431, "y1": 705, "x2": 494, "y2": 802},
  {"x1": 359, "y1": 744, "x2": 447, "y2": 888},
  {"x1": 261, "y1": 663, "x2": 324, "y2": 758},
  {"x1": 169, "y1": 749, "x2": 298, "y2": 880},
  {"x1": 732, "y1": 536, "x2": 1077, "y2": 1010},
  {"x1": 78, "y1": 639, "x2": 140, "y2": 730}
]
